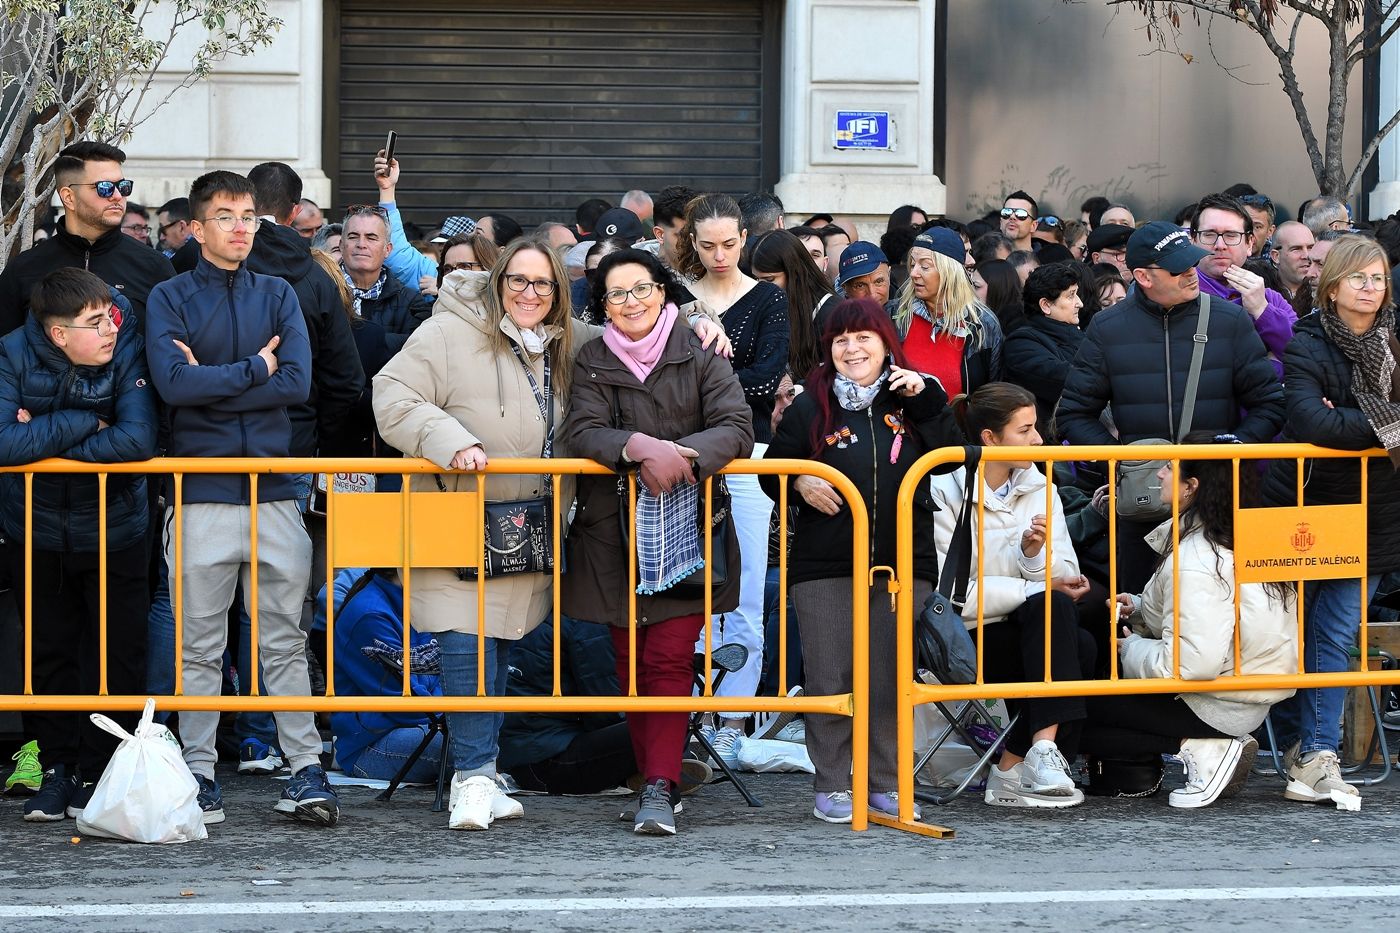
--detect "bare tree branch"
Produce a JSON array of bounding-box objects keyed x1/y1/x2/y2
[{"x1": 1349, "y1": 104, "x2": 1400, "y2": 193}]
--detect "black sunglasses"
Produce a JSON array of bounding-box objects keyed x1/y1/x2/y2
[{"x1": 72, "y1": 179, "x2": 134, "y2": 199}]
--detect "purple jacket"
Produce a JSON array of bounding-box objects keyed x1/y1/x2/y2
[{"x1": 1197, "y1": 272, "x2": 1295, "y2": 380}]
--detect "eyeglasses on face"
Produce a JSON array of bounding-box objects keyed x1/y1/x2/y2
[
  {"x1": 503, "y1": 274, "x2": 556, "y2": 297},
  {"x1": 201, "y1": 214, "x2": 262, "y2": 233},
  {"x1": 603, "y1": 282, "x2": 660, "y2": 306},
  {"x1": 157, "y1": 219, "x2": 185, "y2": 235},
  {"x1": 1036, "y1": 216, "x2": 1060, "y2": 227},
  {"x1": 1000, "y1": 208, "x2": 1032, "y2": 221},
  {"x1": 122, "y1": 224, "x2": 151, "y2": 236},
  {"x1": 72, "y1": 179, "x2": 134, "y2": 199},
  {"x1": 1343, "y1": 272, "x2": 1388, "y2": 291},
  {"x1": 441, "y1": 261, "x2": 484, "y2": 273},
  {"x1": 1192, "y1": 230, "x2": 1246, "y2": 246},
  {"x1": 60, "y1": 306, "x2": 121, "y2": 336}
]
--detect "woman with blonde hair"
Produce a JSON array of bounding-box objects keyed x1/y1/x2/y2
[
  {"x1": 374, "y1": 237, "x2": 728, "y2": 832},
  {"x1": 888, "y1": 227, "x2": 1003, "y2": 398}
]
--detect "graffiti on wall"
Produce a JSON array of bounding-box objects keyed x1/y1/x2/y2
[{"x1": 963, "y1": 162, "x2": 1170, "y2": 219}]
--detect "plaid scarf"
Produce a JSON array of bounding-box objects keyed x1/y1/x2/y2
[
  {"x1": 1320, "y1": 306, "x2": 1400, "y2": 467},
  {"x1": 634, "y1": 482, "x2": 704, "y2": 595},
  {"x1": 342, "y1": 267, "x2": 387, "y2": 316}
]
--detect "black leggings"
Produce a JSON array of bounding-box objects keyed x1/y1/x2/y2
[
  {"x1": 1080, "y1": 693, "x2": 1229, "y2": 759},
  {"x1": 980, "y1": 590, "x2": 1096, "y2": 759},
  {"x1": 510, "y1": 721, "x2": 637, "y2": 795}
]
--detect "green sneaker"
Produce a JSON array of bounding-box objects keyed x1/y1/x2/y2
[{"x1": 5, "y1": 741, "x2": 42, "y2": 796}]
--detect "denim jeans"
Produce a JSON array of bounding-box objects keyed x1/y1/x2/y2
[
  {"x1": 347, "y1": 723, "x2": 444, "y2": 784},
  {"x1": 1271, "y1": 575, "x2": 1380, "y2": 755},
  {"x1": 438, "y1": 630, "x2": 510, "y2": 775},
  {"x1": 760, "y1": 564, "x2": 803, "y2": 695}
]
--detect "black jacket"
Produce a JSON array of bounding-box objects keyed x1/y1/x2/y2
[
  {"x1": 1263, "y1": 312, "x2": 1400, "y2": 574},
  {"x1": 1003, "y1": 314, "x2": 1083, "y2": 442},
  {"x1": 0, "y1": 313, "x2": 158, "y2": 551},
  {"x1": 359, "y1": 268, "x2": 432, "y2": 353},
  {"x1": 761, "y1": 376, "x2": 961, "y2": 585},
  {"x1": 0, "y1": 223, "x2": 175, "y2": 336},
  {"x1": 246, "y1": 221, "x2": 364, "y2": 456},
  {"x1": 1055, "y1": 287, "x2": 1285, "y2": 444}
]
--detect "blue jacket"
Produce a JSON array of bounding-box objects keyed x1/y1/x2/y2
[
  {"x1": 145, "y1": 256, "x2": 311, "y2": 504},
  {"x1": 357, "y1": 267, "x2": 431, "y2": 353},
  {"x1": 0, "y1": 310, "x2": 158, "y2": 551},
  {"x1": 327, "y1": 569, "x2": 442, "y2": 774}
]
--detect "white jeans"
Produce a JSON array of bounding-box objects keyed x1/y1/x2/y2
[{"x1": 699, "y1": 446, "x2": 772, "y2": 718}]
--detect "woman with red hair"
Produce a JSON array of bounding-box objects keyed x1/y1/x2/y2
[{"x1": 760, "y1": 298, "x2": 961, "y2": 823}]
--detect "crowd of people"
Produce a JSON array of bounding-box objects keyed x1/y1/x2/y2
[{"x1": 0, "y1": 140, "x2": 1396, "y2": 837}]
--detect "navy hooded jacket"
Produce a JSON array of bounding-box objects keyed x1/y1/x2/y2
[
  {"x1": 145, "y1": 255, "x2": 311, "y2": 504},
  {"x1": 0, "y1": 310, "x2": 158, "y2": 551}
]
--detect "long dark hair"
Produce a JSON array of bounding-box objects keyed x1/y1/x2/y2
[
  {"x1": 749, "y1": 229, "x2": 830, "y2": 381},
  {"x1": 978, "y1": 259, "x2": 1024, "y2": 333},
  {"x1": 949, "y1": 382, "x2": 1036, "y2": 444},
  {"x1": 805, "y1": 298, "x2": 909, "y2": 458}
]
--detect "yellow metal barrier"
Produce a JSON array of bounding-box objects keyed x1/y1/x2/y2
[
  {"x1": 0, "y1": 456, "x2": 874, "y2": 832},
  {"x1": 881, "y1": 443, "x2": 1400, "y2": 838}
]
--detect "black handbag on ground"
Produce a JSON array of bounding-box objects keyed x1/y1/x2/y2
[
  {"x1": 916, "y1": 447, "x2": 981, "y2": 685},
  {"x1": 1082, "y1": 755, "x2": 1165, "y2": 798},
  {"x1": 447, "y1": 346, "x2": 555, "y2": 580}
]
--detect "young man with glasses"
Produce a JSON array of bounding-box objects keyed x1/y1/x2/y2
[
  {"x1": 340, "y1": 204, "x2": 432, "y2": 352},
  {"x1": 999, "y1": 190, "x2": 1039, "y2": 253},
  {"x1": 0, "y1": 267, "x2": 158, "y2": 821},
  {"x1": 1056, "y1": 221, "x2": 1285, "y2": 591},
  {"x1": 145, "y1": 171, "x2": 337, "y2": 828},
  {"x1": 1190, "y1": 193, "x2": 1297, "y2": 379},
  {"x1": 0, "y1": 141, "x2": 174, "y2": 336},
  {"x1": 121, "y1": 203, "x2": 153, "y2": 245}
]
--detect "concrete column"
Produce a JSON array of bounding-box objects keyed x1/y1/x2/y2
[
  {"x1": 121, "y1": 0, "x2": 330, "y2": 210},
  {"x1": 1372, "y1": 9, "x2": 1400, "y2": 218},
  {"x1": 773, "y1": 0, "x2": 945, "y2": 239}
]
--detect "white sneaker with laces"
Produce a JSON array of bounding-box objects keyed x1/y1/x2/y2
[
  {"x1": 490, "y1": 781, "x2": 523, "y2": 821},
  {"x1": 1169, "y1": 737, "x2": 1244, "y2": 809},
  {"x1": 984, "y1": 761, "x2": 1084, "y2": 809},
  {"x1": 1020, "y1": 740, "x2": 1077, "y2": 796},
  {"x1": 708, "y1": 726, "x2": 743, "y2": 768},
  {"x1": 448, "y1": 775, "x2": 495, "y2": 830}
]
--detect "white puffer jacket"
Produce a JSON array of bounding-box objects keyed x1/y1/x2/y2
[
  {"x1": 1119, "y1": 519, "x2": 1298, "y2": 735},
  {"x1": 930, "y1": 466, "x2": 1079, "y2": 628}
]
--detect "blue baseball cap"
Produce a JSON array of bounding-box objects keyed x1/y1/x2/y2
[
  {"x1": 836, "y1": 241, "x2": 889, "y2": 287},
  {"x1": 910, "y1": 226, "x2": 967, "y2": 264}
]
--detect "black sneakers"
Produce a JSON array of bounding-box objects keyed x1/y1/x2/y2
[{"x1": 22, "y1": 765, "x2": 80, "y2": 822}]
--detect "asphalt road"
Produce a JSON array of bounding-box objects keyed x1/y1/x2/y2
[{"x1": 2, "y1": 762, "x2": 1398, "y2": 932}]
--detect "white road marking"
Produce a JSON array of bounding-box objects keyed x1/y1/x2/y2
[{"x1": 4, "y1": 885, "x2": 1400, "y2": 917}]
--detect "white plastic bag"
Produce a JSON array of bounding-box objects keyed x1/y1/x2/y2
[
  {"x1": 734, "y1": 736, "x2": 815, "y2": 773},
  {"x1": 75, "y1": 698, "x2": 208, "y2": 844}
]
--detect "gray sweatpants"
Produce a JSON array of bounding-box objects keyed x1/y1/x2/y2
[
  {"x1": 791, "y1": 577, "x2": 931, "y2": 794},
  {"x1": 163, "y1": 501, "x2": 319, "y2": 779}
]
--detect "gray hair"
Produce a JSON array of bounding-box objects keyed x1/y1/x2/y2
[{"x1": 1300, "y1": 196, "x2": 1349, "y2": 236}]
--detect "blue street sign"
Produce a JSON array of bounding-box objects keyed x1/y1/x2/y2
[{"x1": 833, "y1": 111, "x2": 891, "y2": 150}]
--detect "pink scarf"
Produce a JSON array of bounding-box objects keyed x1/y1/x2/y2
[{"x1": 602, "y1": 301, "x2": 679, "y2": 384}]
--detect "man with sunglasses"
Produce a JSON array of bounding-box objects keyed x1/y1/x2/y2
[
  {"x1": 999, "y1": 190, "x2": 1039, "y2": 253},
  {"x1": 0, "y1": 141, "x2": 174, "y2": 337}
]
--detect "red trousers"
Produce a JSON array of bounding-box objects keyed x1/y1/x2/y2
[{"x1": 609, "y1": 614, "x2": 704, "y2": 785}]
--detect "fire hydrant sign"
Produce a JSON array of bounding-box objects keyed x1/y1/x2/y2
[
  {"x1": 834, "y1": 111, "x2": 891, "y2": 150},
  {"x1": 1234, "y1": 504, "x2": 1366, "y2": 583}
]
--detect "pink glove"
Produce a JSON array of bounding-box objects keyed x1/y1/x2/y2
[{"x1": 625, "y1": 433, "x2": 694, "y2": 496}]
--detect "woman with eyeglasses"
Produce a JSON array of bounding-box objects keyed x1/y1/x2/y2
[
  {"x1": 373, "y1": 237, "x2": 729, "y2": 833},
  {"x1": 1263, "y1": 234, "x2": 1400, "y2": 809},
  {"x1": 563, "y1": 248, "x2": 753, "y2": 835},
  {"x1": 890, "y1": 227, "x2": 1003, "y2": 398},
  {"x1": 423, "y1": 231, "x2": 500, "y2": 298}
]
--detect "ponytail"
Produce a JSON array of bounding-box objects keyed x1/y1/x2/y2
[{"x1": 952, "y1": 382, "x2": 1036, "y2": 444}]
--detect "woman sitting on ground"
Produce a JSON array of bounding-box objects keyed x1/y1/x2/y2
[
  {"x1": 1083, "y1": 434, "x2": 1298, "y2": 808},
  {"x1": 930, "y1": 382, "x2": 1095, "y2": 809}
]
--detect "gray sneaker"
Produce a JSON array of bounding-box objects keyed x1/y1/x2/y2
[
  {"x1": 984, "y1": 761, "x2": 1084, "y2": 809},
  {"x1": 1284, "y1": 750, "x2": 1360, "y2": 804},
  {"x1": 633, "y1": 779, "x2": 677, "y2": 835}
]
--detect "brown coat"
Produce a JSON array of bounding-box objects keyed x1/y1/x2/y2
[{"x1": 561, "y1": 318, "x2": 754, "y2": 627}]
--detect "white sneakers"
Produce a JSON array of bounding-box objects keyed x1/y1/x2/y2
[
  {"x1": 448, "y1": 774, "x2": 523, "y2": 830},
  {"x1": 1170, "y1": 737, "x2": 1249, "y2": 808},
  {"x1": 984, "y1": 740, "x2": 1084, "y2": 808},
  {"x1": 1284, "y1": 749, "x2": 1361, "y2": 805}
]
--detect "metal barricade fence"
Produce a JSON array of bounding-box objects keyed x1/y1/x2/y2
[
  {"x1": 881, "y1": 443, "x2": 1400, "y2": 837},
  {"x1": 0, "y1": 456, "x2": 876, "y2": 831}
]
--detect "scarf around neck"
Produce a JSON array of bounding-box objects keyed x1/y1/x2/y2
[
  {"x1": 603, "y1": 301, "x2": 680, "y2": 384},
  {"x1": 343, "y1": 266, "x2": 387, "y2": 316},
  {"x1": 834, "y1": 371, "x2": 887, "y2": 411},
  {"x1": 1320, "y1": 305, "x2": 1400, "y2": 466}
]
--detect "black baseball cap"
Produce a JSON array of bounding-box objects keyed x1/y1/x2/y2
[
  {"x1": 1126, "y1": 221, "x2": 1210, "y2": 274},
  {"x1": 1085, "y1": 223, "x2": 1132, "y2": 255},
  {"x1": 592, "y1": 208, "x2": 646, "y2": 244}
]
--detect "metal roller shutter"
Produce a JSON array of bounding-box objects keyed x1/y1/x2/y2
[{"x1": 331, "y1": 0, "x2": 777, "y2": 231}]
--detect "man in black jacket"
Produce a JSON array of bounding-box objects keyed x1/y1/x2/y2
[
  {"x1": 0, "y1": 142, "x2": 175, "y2": 336},
  {"x1": 1055, "y1": 222, "x2": 1285, "y2": 589},
  {"x1": 246, "y1": 162, "x2": 364, "y2": 458},
  {"x1": 340, "y1": 206, "x2": 431, "y2": 352}
]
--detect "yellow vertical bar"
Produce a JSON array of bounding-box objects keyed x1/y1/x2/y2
[
  {"x1": 1359, "y1": 456, "x2": 1370, "y2": 667},
  {"x1": 173, "y1": 474, "x2": 184, "y2": 696},
  {"x1": 849, "y1": 471, "x2": 870, "y2": 833},
  {"x1": 552, "y1": 468, "x2": 563, "y2": 698},
  {"x1": 778, "y1": 476, "x2": 789, "y2": 696},
  {"x1": 702, "y1": 475, "x2": 713, "y2": 696},
  {"x1": 1295, "y1": 457, "x2": 1306, "y2": 674},
  {"x1": 975, "y1": 460, "x2": 986, "y2": 684},
  {"x1": 402, "y1": 475, "x2": 413, "y2": 697},
  {"x1": 324, "y1": 477, "x2": 337, "y2": 697},
  {"x1": 1108, "y1": 451, "x2": 1118, "y2": 681},
  {"x1": 627, "y1": 472, "x2": 637, "y2": 698},
  {"x1": 23, "y1": 473, "x2": 32, "y2": 695},
  {"x1": 477, "y1": 472, "x2": 487, "y2": 696},
  {"x1": 894, "y1": 457, "x2": 918, "y2": 827},
  {"x1": 399, "y1": 474, "x2": 412, "y2": 660},
  {"x1": 248, "y1": 475, "x2": 259, "y2": 696},
  {"x1": 1171, "y1": 456, "x2": 1181, "y2": 680},
  {"x1": 98, "y1": 473, "x2": 108, "y2": 696},
  {"x1": 1231, "y1": 458, "x2": 1242, "y2": 676},
  {"x1": 1042, "y1": 457, "x2": 1053, "y2": 683}
]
